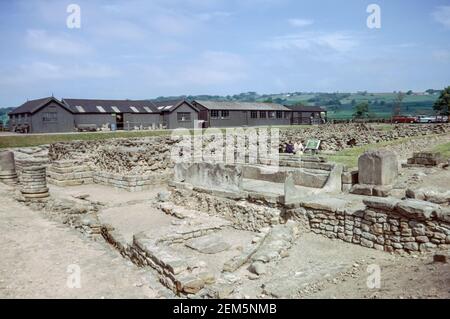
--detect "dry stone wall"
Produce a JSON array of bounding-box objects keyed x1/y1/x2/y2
[
  {"x1": 170, "y1": 186, "x2": 282, "y2": 231},
  {"x1": 288, "y1": 197, "x2": 450, "y2": 254}
]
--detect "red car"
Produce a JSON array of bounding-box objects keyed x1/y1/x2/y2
[{"x1": 392, "y1": 115, "x2": 417, "y2": 124}]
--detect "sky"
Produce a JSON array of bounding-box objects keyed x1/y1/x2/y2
[{"x1": 0, "y1": 0, "x2": 449, "y2": 106}]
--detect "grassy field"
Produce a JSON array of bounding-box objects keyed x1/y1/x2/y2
[
  {"x1": 433, "y1": 142, "x2": 450, "y2": 159},
  {"x1": 0, "y1": 125, "x2": 313, "y2": 149},
  {"x1": 0, "y1": 130, "x2": 173, "y2": 149},
  {"x1": 325, "y1": 135, "x2": 450, "y2": 168},
  {"x1": 324, "y1": 136, "x2": 418, "y2": 168}
]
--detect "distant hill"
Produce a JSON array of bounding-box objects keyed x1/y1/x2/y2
[{"x1": 152, "y1": 90, "x2": 441, "y2": 119}]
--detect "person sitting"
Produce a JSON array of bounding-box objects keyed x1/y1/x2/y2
[
  {"x1": 285, "y1": 142, "x2": 295, "y2": 154},
  {"x1": 294, "y1": 142, "x2": 304, "y2": 155}
]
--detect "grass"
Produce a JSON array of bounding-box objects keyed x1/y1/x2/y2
[
  {"x1": 0, "y1": 130, "x2": 173, "y2": 149},
  {"x1": 0, "y1": 125, "x2": 312, "y2": 149},
  {"x1": 324, "y1": 136, "x2": 419, "y2": 168},
  {"x1": 433, "y1": 142, "x2": 450, "y2": 159}
]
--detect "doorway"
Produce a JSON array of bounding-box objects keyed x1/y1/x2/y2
[{"x1": 116, "y1": 114, "x2": 124, "y2": 130}]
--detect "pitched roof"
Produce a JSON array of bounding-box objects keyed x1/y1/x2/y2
[
  {"x1": 193, "y1": 100, "x2": 291, "y2": 111},
  {"x1": 9, "y1": 97, "x2": 71, "y2": 115},
  {"x1": 153, "y1": 100, "x2": 198, "y2": 112},
  {"x1": 286, "y1": 105, "x2": 326, "y2": 112},
  {"x1": 62, "y1": 98, "x2": 159, "y2": 114}
]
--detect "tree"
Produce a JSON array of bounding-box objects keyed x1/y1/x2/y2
[
  {"x1": 393, "y1": 91, "x2": 405, "y2": 116},
  {"x1": 353, "y1": 102, "x2": 369, "y2": 118},
  {"x1": 433, "y1": 86, "x2": 450, "y2": 115},
  {"x1": 406, "y1": 90, "x2": 413, "y2": 95}
]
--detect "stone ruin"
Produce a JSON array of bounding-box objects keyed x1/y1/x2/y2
[
  {"x1": 1, "y1": 124, "x2": 449, "y2": 297},
  {"x1": 350, "y1": 150, "x2": 398, "y2": 197},
  {"x1": 404, "y1": 152, "x2": 447, "y2": 167},
  {"x1": 0, "y1": 151, "x2": 18, "y2": 186}
]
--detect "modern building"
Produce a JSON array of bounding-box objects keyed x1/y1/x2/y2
[
  {"x1": 286, "y1": 105, "x2": 327, "y2": 125},
  {"x1": 8, "y1": 96, "x2": 327, "y2": 133},
  {"x1": 192, "y1": 100, "x2": 292, "y2": 128},
  {"x1": 9, "y1": 97, "x2": 199, "y2": 133},
  {"x1": 8, "y1": 97, "x2": 74, "y2": 133}
]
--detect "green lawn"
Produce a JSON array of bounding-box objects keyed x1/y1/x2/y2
[
  {"x1": 325, "y1": 135, "x2": 450, "y2": 168},
  {"x1": 0, "y1": 130, "x2": 173, "y2": 149},
  {"x1": 433, "y1": 142, "x2": 450, "y2": 159},
  {"x1": 324, "y1": 136, "x2": 419, "y2": 168},
  {"x1": 0, "y1": 125, "x2": 312, "y2": 149}
]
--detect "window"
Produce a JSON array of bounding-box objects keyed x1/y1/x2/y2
[
  {"x1": 130, "y1": 106, "x2": 139, "y2": 113},
  {"x1": 276, "y1": 111, "x2": 282, "y2": 119},
  {"x1": 96, "y1": 106, "x2": 106, "y2": 113},
  {"x1": 260, "y1": 111, "x2": 267, "y2": 118},
  {"x1": 75, "y1": 105, "x2": 85, "y2": 113},
  {"x1": 211, "y1": 110, "x2": 219, "y2": 119},
  {"x1": 177, "y1": 112, "x2": 191, "y2": 122},
  {"x1": 285, "y1": 111, "x2": 291, "y2": 119},
  {"x1": 268, "y1": 111, "x2": 275, "y2": 119},
  {"x1": 221, "y1": 110, "x2": 229, "y2": 119},
  {"x1": 250, "y1": 111, "x2": 258, "y2": 119},
  {"x1": 111, "y1": 106, "x2": 120, "y2": 113},
  {"x1": 43, "y1": 112, "x2": 57, "y2": 122}
]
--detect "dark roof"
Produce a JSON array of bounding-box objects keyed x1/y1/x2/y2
[
  {"x1": 9, "y1": 97, "x2": 71, "y2": 115},
  {"x1": 152, "y1": 99, "x2": 199, "y2": 113},
  {"x1": 193, "y1": 100, "x2": 291, "y2": 111},
  {"x1": 286, "y1": 105, "x2": 326, "y2": 112},
  {"x1": 62, "y1": 98, "x2": 159, "y2": 114}
]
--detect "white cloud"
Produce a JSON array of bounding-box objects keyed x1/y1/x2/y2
[
  {"x1": 432, "y1": 6, "x2": 450, "y2": 28},
  {"x1": 25, "y1": 29, "x2": 92, "y2": 56},
  {"x1": 133, "y1": 51, "x2": 247, "y2": 89},
  {"x1": 288, "y1": 18, "x2": 314, "y2": 27},
  {"x1": 182, "y1": 51, "x2": 247, "y2": 85},
  {"x1": 264, "y1": 32, "x2": 358, "y2": 53},
  {"x1": 0, "y1": 62, "x2": 119, "y2": 86},
  {"x1": 432, "y1": 49, "x2": 450, "y2": 63},
  {"x1": 150, "y1": 14, "x2": 195, "y2": 35},
  {"x1": 92, "y1": 21, "x2": 146, "y2": 41},
  {"x1": 196, "y1": 11, "x2": 233, "y2": 21}
]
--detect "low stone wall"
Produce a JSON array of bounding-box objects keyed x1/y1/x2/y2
[
  {"x1": 47, "y1": 160, "x2": 93, "y2": 186},
  {"x1": 93, "y1": 171, "x2": 172, "y2": 191},
  {"x1": 288, "y1": 197, "x2": 450, "y2": 254},
  {"x1": 404, "y1": 152, "x2": 446, "y2": 167},
  {"x1": 243, "y1": 165, "x2": 329, "y2": 189},
  {"x1": 174, "y1": 162, "x2": 243, "y2": 193},
  {"x1": 170, "y1": 185, "x2": 282, "y2": 231}
]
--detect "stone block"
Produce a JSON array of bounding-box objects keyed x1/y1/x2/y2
[
  {"x1": 358, "y1": 150, "x2": 398, "y2": 185},
  {"x1": 350, "y1": 184, "x2": 373, "y2": 196}
]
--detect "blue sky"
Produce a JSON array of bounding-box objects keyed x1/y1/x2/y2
[{"x1": 0, "y1": 0, "x2": 449, "y2": 106}]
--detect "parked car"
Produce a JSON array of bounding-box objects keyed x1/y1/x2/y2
[
  {"x1": 416, "y1": 115, "x2": 444, "y2": 123},
  {"x1": 436, "y1": 115, "x2": 449, "y2": 123},
  {"x1": 392, "y1": 115, "x2": 417, "y2": 124}
]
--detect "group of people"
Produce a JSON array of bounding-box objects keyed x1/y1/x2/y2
[{"x1": 282, "y1": 141, "x2": 305, "y2": 155}]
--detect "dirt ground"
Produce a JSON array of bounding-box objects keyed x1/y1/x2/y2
[
  {"x1": 1, "y1": 180, "x2": 449, "y2": 299},
  {"x1": 0, "y1": 184, "x2": 169, "y2": 299}
]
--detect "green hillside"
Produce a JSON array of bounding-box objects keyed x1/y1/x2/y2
[{"x1": 156, "y1": 90, "x2": 440, "y2": 119}]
